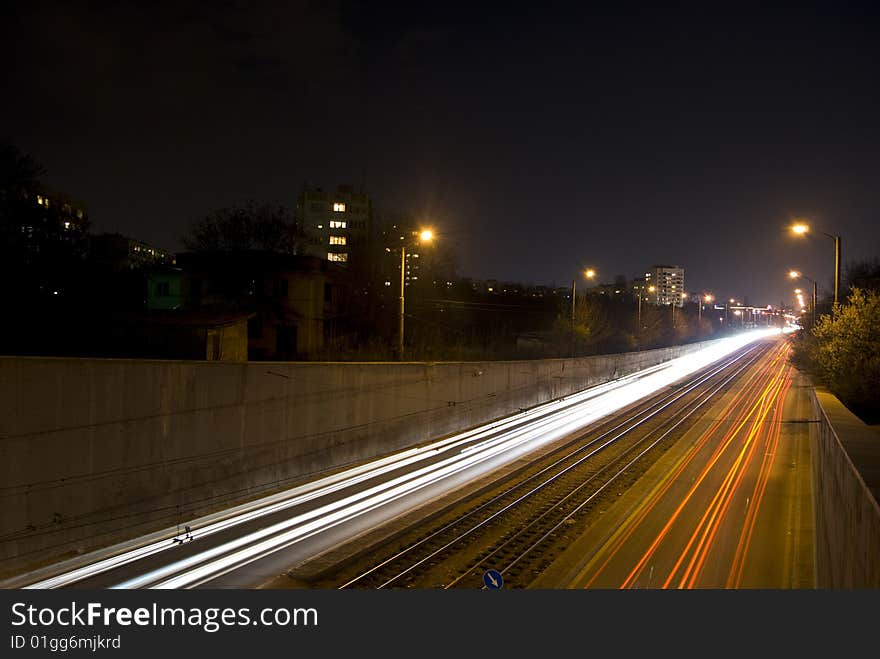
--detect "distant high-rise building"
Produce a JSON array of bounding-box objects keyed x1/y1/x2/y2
[
  {"x1": 297, "y1": 184, "x2": 372, "y2": 266},
  {"x1": 645, "y1": 265, "x2": 685, "y2": 307}
]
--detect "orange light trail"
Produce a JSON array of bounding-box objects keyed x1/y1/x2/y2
[
  {"x1": 582, "y1": 343, "x2": 777, "y2": 588},
  {"x1": 674, "y1": 361, "x2": 788, "y2": 588},
  {"x1": 726, "y1": 374, "x2": 790, "y2": 587},
  {"x1": 586, "y1": 341, "x2": 793, "y2": 589}
]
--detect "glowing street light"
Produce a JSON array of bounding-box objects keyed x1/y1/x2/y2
[
  {"x1": 637, "y1": 284, "x2": 655, "y2": 339},
  {"x1": 789, "y1": 269, "x2": 817, "y2": 327},
  {"x1": 698, "y1": 293, "x2": 713, "y2": 325},
  {"x1": 571, "y1": 268, "x2": 597, "y2": 356},
  {"x1": 790, "y1": 221, "x2": 841, "y2": 309},
  {"x1": 672, "y1": 292, "x2": 686, "y2": 328},
  {"x1": 399, "y1": 228, "x2": 434, "y2": 360}
]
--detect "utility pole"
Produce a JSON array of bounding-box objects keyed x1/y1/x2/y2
[
  {"x1": 399, "y1": 245, "x2": 406, "y2": 360},
  {"x1": 570, "y1": 278, "x2": 576, "y2": 357},
  {"x1": 834, "y1": 235, "x2": 841, "y2": 309},
  {"x1": 637, "y1": 289, "x2": 642, "y2": 332}
]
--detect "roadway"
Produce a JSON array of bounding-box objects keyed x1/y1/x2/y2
[
  {"x1": 531, "y1": 337, "x2": 814, "y2": 588},
  {"x1": 8, "y1": 329, "x2": 800, "y2": 589}
]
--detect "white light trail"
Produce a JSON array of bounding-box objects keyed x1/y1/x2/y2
[{"x1": 24, "y1": 329, "x2": 780, "y2": 589}]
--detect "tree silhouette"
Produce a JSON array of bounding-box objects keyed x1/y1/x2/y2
[{"x1": 183, "y1": 201, "x2": 303, "y2": 253}]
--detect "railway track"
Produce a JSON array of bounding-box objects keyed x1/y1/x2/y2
[{"x1": 330, "y1": 341, "x2": 771, "y2": 589}]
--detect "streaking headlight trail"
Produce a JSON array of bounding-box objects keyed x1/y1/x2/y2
[{"x1": 23, "y1": 329, "x2": 781, "y2": 589}]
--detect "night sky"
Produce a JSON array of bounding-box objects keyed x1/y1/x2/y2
[{"x1": 3, "y1": 1, "x2": 879, "y2": 307}]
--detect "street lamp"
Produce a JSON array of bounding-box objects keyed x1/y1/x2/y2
[
  {"x1": 637, "y1": 284, "x2": 655, "y2": 335},
  {"x1": 672, "y1": 292, "x2": 685, "y2": 328},
  {"x1": 571, "y1": 268, "x2": 596, "y2": 356},
  {"x1": 398, "y1": 229, "x2": 434, "y2": 360},
  {"x1": 790, "y1": 221, "x2": 841, "y2": 309},
  {"x1": 698, "y1": 293, "x2": 713, "y2": 326},
  {"x1": 789, "y1": 269, "x2": 817, "y2": 327}
]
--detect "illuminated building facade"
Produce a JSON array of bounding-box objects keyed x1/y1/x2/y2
[
  {"x1": 645, "y1": 265, "x2": 685, "y2": 307},
  {"x1": 298, "y1": 184, "x2": 372, "y2": 266}
]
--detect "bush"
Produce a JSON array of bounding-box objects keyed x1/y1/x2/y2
[{"x1": 793, "y1": 288, "x2": 880, "y2": 423}]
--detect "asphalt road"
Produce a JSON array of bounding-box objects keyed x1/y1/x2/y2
[
  {"x1": 9, "y1": 330, "x2": 793, "y2": 590},
  {"x1": 532, "y1": 338, "x2": 814, "y2": 589}
]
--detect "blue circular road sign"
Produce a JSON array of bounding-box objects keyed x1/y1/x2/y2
[{"x1": 483, "y1": 569, "x2": 503, "y2": 589}]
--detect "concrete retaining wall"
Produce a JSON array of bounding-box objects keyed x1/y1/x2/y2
[
  {"x1": 809, "y1": 388, "x2": 880, "y2": 588},
  {"x1": 0, "y1": 341, "x2": 715, "y2": 575}
]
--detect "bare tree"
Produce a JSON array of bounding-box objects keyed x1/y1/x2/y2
[{"x1": 183, "y1": 201, "x2": 303, "y2": 253}]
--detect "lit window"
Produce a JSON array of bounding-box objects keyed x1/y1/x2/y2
[
  {"x1": 330, "y1": 220, "x2": 347, "y2": 229},
  {"x1": 333, "y1": 203, "x2": 346, "y2": 212},
  {"x1": 317, "y1": 224, "x2": 323, "y2": 229},
  {"x1": 76, "y1": 210, "x2": 83, "y2": 219},
  {"x1": 63, "y1": 221, "x2": 71, "y2": 230},
  {"x1": 329, "y1": 236, "x2": 346, "y2": 245},
  {"x1": 328, "y1": 253, "x2": 348, "y2": 262},
  {"x1": 37, "y1": 195, "x2": 44, "y2": 205}
]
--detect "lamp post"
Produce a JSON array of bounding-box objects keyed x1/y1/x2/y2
[
  {"x1": 638, "y1": 284, "x2": 655, "y2": 333},
  {"x1": 699, "y1": 293, "x2": 713, "y2": 327},
  {"x1": 789, "y1": 270, "x2": 817, "y2": 327},
  {"x1": 791, "y1": 222, "x2": 841, "y2": 309},
  {"x1": 671, "y1": 292, "x2": 686, "y2": 329},
  {"x1": 571, "y1": 268, "x2": 595, "y2": 356},
  {"x1": 398, "y1": 229, "x2": 434, "y2": 360}
]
